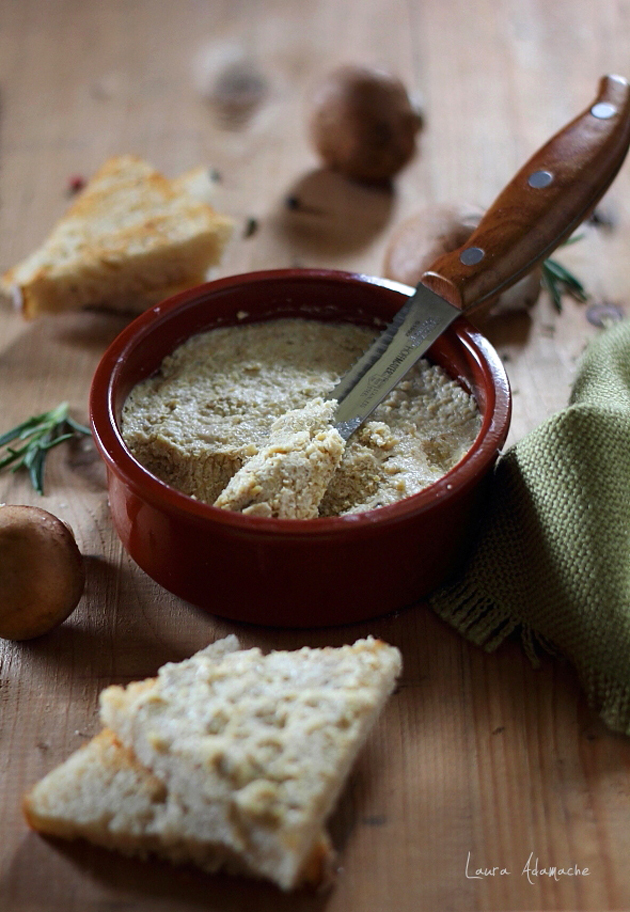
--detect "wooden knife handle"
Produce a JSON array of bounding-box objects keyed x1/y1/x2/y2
[{"x1": 421, "y1": 75, "x2": 630, "y2": 311}]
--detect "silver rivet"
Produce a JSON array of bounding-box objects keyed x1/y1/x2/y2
[
  {"x1": 528, "y1": 169, "x2": 554, "y2": 188},
  {"x1": 591, "y1": 102, "x2": 617, "y2": 120},
  {"x1": 459, "y1": 247, "x2": 484, "y2": 266}
]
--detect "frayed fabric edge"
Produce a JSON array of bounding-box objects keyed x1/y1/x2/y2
[
  {"x1": 428, "y1": 582, "x2": 553, "y2": 668},
  {"x1": 429, "y1": 583, "x2": 630, "y2": 736}
]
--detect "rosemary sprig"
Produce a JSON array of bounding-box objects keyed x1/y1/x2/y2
[
  {"x1": 541, "y1": 257, "x2": 588, "y2": 312},
  {"x1": 541, "y1": 234, "x2": 588, "y2": 313},
  {"x1": 0, "y1": 402, "x2": 91, "y2": 495}
]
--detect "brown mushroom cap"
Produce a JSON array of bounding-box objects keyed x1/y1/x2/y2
[
  {"x1": 0, "y1": 504, "x2": 85, "y2": 640},
  {"x1": 309, "y1": 65, "x2": 423, "y2": 183}
]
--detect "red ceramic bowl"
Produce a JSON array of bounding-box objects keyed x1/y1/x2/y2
[{"x1": 90, "y1": 269, "x2": 510, "y2": 627}]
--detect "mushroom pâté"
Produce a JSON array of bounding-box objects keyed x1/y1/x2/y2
[{"x1": 0, "y1": 504, "x2": 85, "y2": 640}]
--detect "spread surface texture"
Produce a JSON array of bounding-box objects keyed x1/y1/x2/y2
[{"x1": 122, "y1": 318, "x2": 481, "y2": 516}]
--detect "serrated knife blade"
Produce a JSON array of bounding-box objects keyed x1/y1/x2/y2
[{"x1": 328, "y1": 284, "x2": 459, "y2": 440}]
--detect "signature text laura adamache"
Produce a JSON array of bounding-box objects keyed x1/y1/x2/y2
[{"x1": 466, "y1": 852, "x2": 590, "y2": 885}]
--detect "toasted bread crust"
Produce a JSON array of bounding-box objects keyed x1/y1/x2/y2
[
  {"x1": 3, "y1": 155, "x2": 233, "y2": 318},
  {"x1": 23, "y1": 636, "x2": 400, "y2": 891},
  {"x1": 100, "y1": 637, "x2": 402, "y2": 890}
]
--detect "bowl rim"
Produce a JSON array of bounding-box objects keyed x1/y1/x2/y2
[{"x1": 89, "y1": 268, "x2": 511, "y2": 536}]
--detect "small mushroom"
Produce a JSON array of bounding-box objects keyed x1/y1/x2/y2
[
  {"x1": 308, "y1": 65, "x2": 423, "y2": 183},
  {"x1": 383, "y1": 204, "x2": 542, "y2": 318},
  {"x1": 384, "y1": 204, "x2": 484, "y2": 287},
  {"x1": 0, "y1": 504, "x2": 85, "y2": 640}
]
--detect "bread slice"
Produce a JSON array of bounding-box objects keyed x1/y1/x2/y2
[
  {"x1": 2, "y1": 155, "x2": 233, "y2": 318},
  {"x1": 23, "y1": 728, "x2": 333, "y2": 886},
  {"x1": 98, "y1": 636, "x2": 402, "y2": 890},
  {"x1": 24, "y1": 634, "x2": 332, "y2": 886},
  {"x1": 171, "y1": 165, "x2": 219, "y2": 207},
  {"x1": 213, "y1": 398, "x2": 346, "y2": 518},
  {"x1": 23, "y1": 635, "x2": 401, "y2": 890}
]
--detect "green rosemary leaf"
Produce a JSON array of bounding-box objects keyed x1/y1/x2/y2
[
  {"x1": 0, "y1": 412, "x2": 52, "y2": 447},
  {"x1": 541, "y1": 267, "x2": 563, "y2": 312},
  {"x1": 541, "y1": 256, "x2": 588, "y2": 313},
  {"x1": 65, "y1": 417, "x2": 91, "y2": 435},
  {"x1": 543, "y1": 259, "x2": 587, "y2": 295},
  {"x1": 40, "y1": 432, "x2": 75, "y2": 451},
  {"x1": 0, "y1": 402, "x2": 91, "y2": 494},
  {"x1": 560, "y1": 233, "x2": 584, "y2": 247},
  {"x1": 26, "y1": 447, "x2": 47, "y2": 495},
  {"x1": 0, "y1": 446, "x2": 28, "y2": 471},
  {"x1": 536, "y1": 232, "x2": 589, "y2": 313}
]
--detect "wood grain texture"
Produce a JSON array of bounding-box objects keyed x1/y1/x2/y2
[{"x1": 1, "y1": 1, "x2": 630, "y2": 910}]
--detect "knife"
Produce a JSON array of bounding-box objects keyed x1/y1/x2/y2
[{"x1": 330, "y1": 75, "x2": 630, "y2": 440}]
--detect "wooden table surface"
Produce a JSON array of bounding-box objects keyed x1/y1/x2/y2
[{"x1": 2, "y1": 1, "x2": 630, "y2": 910}]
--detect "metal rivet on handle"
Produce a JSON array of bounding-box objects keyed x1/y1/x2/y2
[
  {"x1": 528, "y1": 169, "x2": 554, "y2": 189},
  {"x1": 459, "y1": 247, "x2": 484, "y2": 266},
  {"x1": 591, "y1": 102, "x2": 617, "y2": 119}
]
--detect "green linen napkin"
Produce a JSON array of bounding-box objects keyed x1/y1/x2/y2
[{"x1": 429, "y1": 319, "x2": 630, "y2": 735}]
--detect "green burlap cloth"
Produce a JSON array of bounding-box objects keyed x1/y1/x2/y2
[{"x1": 429, "y1": 319, "x2": 630, "y2": 735}]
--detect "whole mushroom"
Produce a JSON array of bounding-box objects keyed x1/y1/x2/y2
[
  {"x1": 383, "y1": 204, "x2": 542, "y2": 318},
  {"x1": 309, "y1": 65, "x2": 423, "y2": 183},
  {"x1": 0, "y1": 504, "x2": 85, "y2": 640}
]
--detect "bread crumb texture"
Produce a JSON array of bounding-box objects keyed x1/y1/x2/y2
[
  {"x1": 24, "y1": 635, "x2": 402, "y2": 891},
  {"x1": 2, "y1": 155, "x2": 233, "y2": 318},
  {"x1": 122, "y1": 318, "x2": 481, "y2": 515},
  {"x1": 214, "y1": 398, "x2": 345, "y2": 518}
]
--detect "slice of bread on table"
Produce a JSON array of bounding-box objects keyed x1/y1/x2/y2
[
  {"x1": 2, "y1": 154, "x2": 233, "y2": 318},
  {"x1": 24, "y1": 634, "x2": 401, "y2": 891},
  {"x1": 23, "y1": 728, "x2": 333, "y2": 885}
]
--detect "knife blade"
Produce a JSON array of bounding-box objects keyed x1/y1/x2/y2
[
  {"x1": 330, "y1": 286, "x2": 458, "y2": 439},
  {"x1": 328, "y1": 74, "x2": 630, "y2": 440}
]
